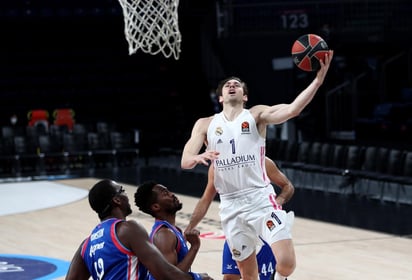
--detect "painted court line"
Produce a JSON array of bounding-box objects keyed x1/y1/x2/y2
[{"x1": 0, "y1": 181, "x2": 88, "y2": 216}]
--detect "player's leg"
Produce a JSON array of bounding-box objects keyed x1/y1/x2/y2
[
  {"x1": 220, "y1": 194, "x2": 260, "y2": 280},
  {"x1": 252, "y1": 188, "x2": 295, "y2": 280},
  {"x1": 222, "y1": 240, "x2": 241, "y2": 280},
  {"x1": 224, "y1": 224, "x2": 259, "y2": 280},
  {"x1": 236, "y1": 252, "x2": 259, "y2": 280},
  {"x1": 267, "y1": 211, "x2": 295, "y2": 280},
  {"x1": 270, "y1": 239, "x2": 295, "y2": 279},
  {"x1": 223, "y1": 273, "x2": 241, "y2": 280},
  {"x1": 256, "y1": 239, "x2": 276, "y2": 280}
]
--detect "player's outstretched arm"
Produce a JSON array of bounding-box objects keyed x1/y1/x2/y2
[
  {"x1": 258, "y1": 50, "x2": 334, "y2": 125},
  {"x1": 123, "y1": 220, "x2": 213, "y2": 280}
]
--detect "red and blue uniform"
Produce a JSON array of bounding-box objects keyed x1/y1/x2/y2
[
  {"x1": 81, "y1": 218, "x2": 148, "y2": 280},
  {"x1": 148, "y1": 219, "x2": 201, "y2": 280}
]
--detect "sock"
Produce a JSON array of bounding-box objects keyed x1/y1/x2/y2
[{"x1": 274, "y1": 271, "x2": 287, "y2": 280}]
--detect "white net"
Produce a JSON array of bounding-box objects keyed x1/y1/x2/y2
[{"x1": 117, "y1": 0, "x2": 182, "y2": 60}]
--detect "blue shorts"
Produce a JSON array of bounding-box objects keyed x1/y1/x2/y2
[{"x1": 221, "y1": 239, "x2": 276, "y2": 280}]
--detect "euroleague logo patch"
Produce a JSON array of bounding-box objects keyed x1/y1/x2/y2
[
  {"x1": 241, "y1": 121, "x2": 250, "y2": 134},
  {"x1": 266, "y1": 220, "x2": 276, "y2": 231},
  {"x1": 0, "y1": 254, "x2": 70, "y2": 280},
  {"x1": 266, "y1": 212, "x2": 282, "y2": 231}
]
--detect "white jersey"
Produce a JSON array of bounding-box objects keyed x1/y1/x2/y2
[{"x1": 207, "y1": 109, "x2": 270, "y2": 195}]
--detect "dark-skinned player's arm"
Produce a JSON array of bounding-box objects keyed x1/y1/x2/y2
[
  {"x1": 185, "y1": 164, "x2": 217, "y2": 234},
  {"x1": 265, "y1": 157, "x2": 295, "y2": 207}
]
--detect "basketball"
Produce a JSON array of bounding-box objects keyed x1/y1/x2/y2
[{"x1": 291, "y1": 34, "x2": 329, "y2": 72}]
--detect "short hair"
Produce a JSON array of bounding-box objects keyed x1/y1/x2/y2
[
  {"x1": 216, "y1": 76, "x2": 249, "y2": 97},
  {"x1": 134, "y1": 180, "x2": 158, "y2": 216},
  {"x1": 88, "y1": 179, "x2": 117, "y2": 219}
]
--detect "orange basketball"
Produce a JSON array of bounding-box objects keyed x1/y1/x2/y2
[{"x1": 291, "y1": 34, "x2": 329, "y2": 72}]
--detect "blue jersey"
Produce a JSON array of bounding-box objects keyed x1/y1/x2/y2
[
  {"x1": 81, "y1": 218, "x2": 148, "y2": 280},
  {"x1": 222, "y1": 239, "x2": 276, "y2": 280},
  {"x1": 148, "y1": 220, "x2": 190, "y2": 280}
]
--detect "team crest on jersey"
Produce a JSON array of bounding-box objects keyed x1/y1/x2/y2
[
  {"x1": 266, "y1": 220, "x2": 276, "y2": 231},
  {"x1": 241, "y1": 121, "x2": 250, "y2": 133},
  {"x1": 232, "y1": 248, "x2": 241, "y2": 258},
  {"x1": 215, "y1": 127, "x2": 223, "y2": 136}
]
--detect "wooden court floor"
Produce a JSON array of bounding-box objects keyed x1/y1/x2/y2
[{"x1": 1, "y1": 178, "x2": 412, "y2": 279}]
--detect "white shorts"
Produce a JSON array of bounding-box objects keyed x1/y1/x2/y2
[{"x1": 219, "y1": 186, "x2": 294, "y2": 262}]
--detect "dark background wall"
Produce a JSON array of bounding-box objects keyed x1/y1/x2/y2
[
  {"x1": 2, "y1": 0, "x2": 412, "y2": 152},
  {"x1": 0, "y1": 0, "x2": 214, "y2": 153}
]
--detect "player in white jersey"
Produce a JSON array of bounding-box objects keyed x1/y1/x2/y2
[
  {"x1": 185, "y1": 156, "x2": 295, "y2": 280},
  {"x1": 180, "y1": 49, "x2": 333, "y2": 280}
]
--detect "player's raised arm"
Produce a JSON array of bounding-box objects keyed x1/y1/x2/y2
[{"x1": 258, "y1": 50, "x2": 334, "y2": 125}]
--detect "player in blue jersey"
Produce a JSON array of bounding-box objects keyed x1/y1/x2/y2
[
  {"x1": 185, "y1": 157, "x2": 294, "y2": 280},
  {"x1": 134, "y1": 180, "x2": 208, "y2": 280},
  {"x1": 65, "y1": 179, "x2": 213, "y2": 280}
]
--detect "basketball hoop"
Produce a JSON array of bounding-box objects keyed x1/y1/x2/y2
[{"x1": 117, "y1": 0, "x2": 182, "y2": 60}]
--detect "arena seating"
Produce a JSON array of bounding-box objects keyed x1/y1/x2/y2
[
  {"x1": 0, "y1": 122, "x2": 139, "y2": 178},
  {"x1": 267, "y1": 139, "x2": 412, "y2": 206}
]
